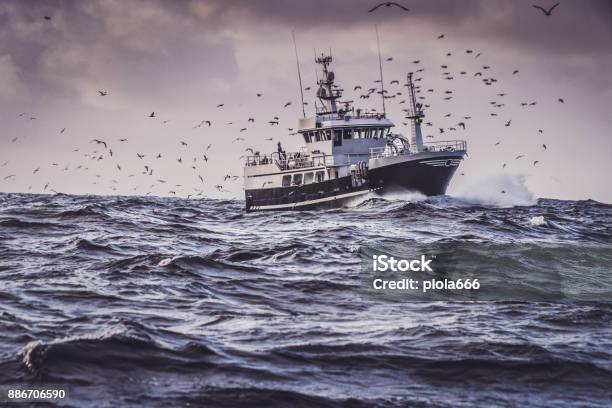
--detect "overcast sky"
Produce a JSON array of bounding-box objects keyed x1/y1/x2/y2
[{"x1": 1, "y1": 0, "x2": 611, "y2": 202}]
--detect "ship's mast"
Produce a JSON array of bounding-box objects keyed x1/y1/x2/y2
[
  {"x1": 375, "y1": 25, "x2": 386, "y2": 117},
  {"x1": 405, "y1": 72, "x2": 424, "y2": 152},
  {"x1": 292, "y1": 31, "x2": 306, "y2": 118},
  {"x1": 315, "y1": 54, "x2": 342, "y2": 114}
]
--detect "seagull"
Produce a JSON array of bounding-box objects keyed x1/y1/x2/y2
[
  {"x1": 437, "y1": 34, "x2": 445, "y2": 39},
  {"x1": 98, "y1": 90, "x2": 108, "y2": 96},
  {"x1": 91, "y1": 139, "x2": 107, "y2": 149},
  {"x1": 180, "y1": 141, "x2": 188, "y2": 146},
  {"x1": 232, "y1": 137, "x2": 245, "y2": 143},
  {"x1": 33, "y1": 167, "x2": 40, "y2": 174},
  {"x1": 558, "y1": 98, "x2": 564, "y2": 103},
  {"x1": 515, "y1": 155, "x2": 525, "y2": 160},
  {"x1": 513, "y1": 70, "x2": 519, "y2": 75},
  {"x1": 533, "y1": 2, "x2": 560, "y2": 16},
  {"x1": 533, "y1": 160, "x2": 540, "y2": 166},
  {"x1": 217, "y1": 103, "x2": 224, "y2": 108},
  {"x1": 240, "y1": 128, "x2": 247, "y2": 132},
  {"x1": 354, "y1": 85, "x2": 362, "y2": 91},
  {"x1": 368, "y1": 2, "x2": 409, "y2": 13},
  {"x1": 284, "y1": 101, "x2": 292, "y2": 108},
  {"x1": 268, "y1": 121, "x2": 279, "y2": 126},
  {"x1": 505, "y1": 120, "x2": 512, "y2": 127},
  {"x1": 137, "y1": 153, "x2": 145, "y2": 159},
  {"x1": 44, "y1": 16, "x2": 51, "y2": 20},
  {"x1": 149, "y1": 112, "x2": 155, "y2": 118},
  {"x1": 386, "y1": 57, "x2": 393, "y2": 62},
  {"x1": 495, "y1": 141, "x2": 501, "y2": 146},
  {"x1": 256, "y1": 93, "x2": 262, "y2": 97}
]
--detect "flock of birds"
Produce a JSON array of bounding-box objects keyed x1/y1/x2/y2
[{"x1": 2, "y1": 2, "x2": 566, "y2": 198}]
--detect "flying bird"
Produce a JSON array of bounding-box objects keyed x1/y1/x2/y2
[
  {"x1": 543, "y1": 144, "x2": 547, "y2": 150},
  {"x1": 149, "y1": 112, "x2": 156, "y2": 118},
  {"x1": 558, "y1": 98, "x2": 564, "y2": 103},
  {"x1": 217, "y1": 104, "x2": 224, "y2": 108},
  {"x1": 437, "y1": 34, "x2": 445, "y2": 39},
  {"x1": 91, "y1": 139, "x2": 107, "y2": 149},
  {"x1": 368, "y1": 2, "x2": 409, "y2": 13},
  {"x1": 98, "y1": 90, "x2": 108, "y2": 96},
  {"x1": 284, "y1": 102, "x2": 292, "y2": 108},
  {"x1": 533, "y1": 2, "x2": 560, "y2": 16}
]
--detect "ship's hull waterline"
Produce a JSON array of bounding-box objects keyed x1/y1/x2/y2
[{"x1": 245, "y1": 154, "x2": 464, "y2": 212}]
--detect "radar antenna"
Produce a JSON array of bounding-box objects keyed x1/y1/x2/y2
[{"x1": 315, "y1": 53, "x2": 342, "y2": 114}]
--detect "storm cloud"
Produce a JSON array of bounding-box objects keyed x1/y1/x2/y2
[{"x1": 1, "y1": 1, "x2": 611, "y2": 202}]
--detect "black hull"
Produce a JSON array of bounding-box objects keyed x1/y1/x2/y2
[
  {"x1": 368, "y1": 155, "x2": 461, "y2": 196},
  {"x1": 245, "y1": 155, "x2": 462, "y2": 212}
]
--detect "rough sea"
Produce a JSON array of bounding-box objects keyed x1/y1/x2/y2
[{"x1": 0, "y1": 191, "x2": 611, "y2": 407}]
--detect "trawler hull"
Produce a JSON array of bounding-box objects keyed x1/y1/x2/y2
[
  {"x1": 244, "y1": 153, "x2": 464, "y2": 212},
  {"x1": 368, "y1": 153, "x2": 464, "y2": 196}
]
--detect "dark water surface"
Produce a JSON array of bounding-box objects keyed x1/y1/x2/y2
[{"x1": 0, "y1": 193, "x2": 611, "y2": 407}]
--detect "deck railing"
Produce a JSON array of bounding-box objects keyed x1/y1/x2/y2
[{"x1": 370, "y1": 140, "x2": 467, "y2": 159}]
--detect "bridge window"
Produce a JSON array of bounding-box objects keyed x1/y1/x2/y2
[
  {"x1": 343, "y1": 129, "x2": 353, "y2": 139},
  {"x1": 282, "y1": 175, "x2": 291, "y2": 187},
  {"x1": 333, "y1": 129, "x2": 342, "y2": 146},
  {"x1": 304, "y1": 172, "x2": 314, "y2": 184},
  {"x1": 315, "y1": 131, "x2": 321, "y2": 142},
  {"x1": 293, "y1": 173, "x2": 303, "y2": 186},
  {"x1": 315, "y1": 171, "x2": 325, "y2": 183}
]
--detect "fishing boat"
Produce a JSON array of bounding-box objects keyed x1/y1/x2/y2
[{"x1": 243, "y1": 53, "x2": 466, "y2": 212}]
